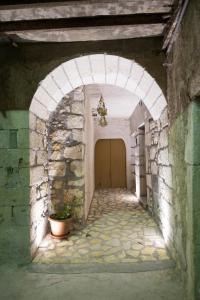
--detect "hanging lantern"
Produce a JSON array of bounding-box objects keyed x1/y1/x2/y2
[{"x1": 97, "y1": 95, "x2": 108, "y2": 127}]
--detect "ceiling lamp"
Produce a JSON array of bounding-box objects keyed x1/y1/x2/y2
[{"x1": 97, "y1": 95, "x2": 108, "y2": 127}]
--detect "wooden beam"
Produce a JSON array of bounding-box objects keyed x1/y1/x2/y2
[
  {"x1": 0, "y1": 0, "x2": 77, "y2": 5},
  {"x1": 0, "y1": 14, "x2": 169, "y2": 33}
]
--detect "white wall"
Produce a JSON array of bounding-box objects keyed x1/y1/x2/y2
[
  {"x1": 84, "y1": 91, "x2": 95, "y2": 220},
  {"x1": 94, "y1": 117, "x2": 133, "y2": 190}
]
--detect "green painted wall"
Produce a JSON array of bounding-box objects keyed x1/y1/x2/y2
[
  {"x1": 167, "y1": 101, "x2": 200, "y2": 300},
  {"x1": 185, "y1": 101, "x2": 200, "y2": 300},
  {"x1": 0, "y1": 111, "x2": 30, "y2": 263}
]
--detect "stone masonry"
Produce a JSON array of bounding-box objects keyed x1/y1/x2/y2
[
  {"x1": 48, "y1": 87, "x2": 85, "y2": 224},
  {"x1": 0, "y1": 111, "x2": 30, "y2": 262},
  {"x1": 29, "y1": 112, "x2": 49, "y2": 257}
]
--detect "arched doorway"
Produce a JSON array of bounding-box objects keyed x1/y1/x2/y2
[
  {"x1": 95, "y1": 139, "x2": 126, "y2": 189},
  {"x1": 29, "y1": 54, "x2": 167, "y2": 258}
]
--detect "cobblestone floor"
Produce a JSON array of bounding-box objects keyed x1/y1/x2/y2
[{"x1": 34, "y1": 189, "x2": 170, "y2": 264}]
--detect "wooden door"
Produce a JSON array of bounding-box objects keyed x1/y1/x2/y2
[{"x1": 95, "y1": 139, "x2": 126, "y2": 188}]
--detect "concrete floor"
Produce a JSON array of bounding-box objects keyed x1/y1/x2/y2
[{"x1": 0, "y1": 263, "x2": 185, "y2": 300}]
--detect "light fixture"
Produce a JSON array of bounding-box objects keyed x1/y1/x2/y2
[{"x1": 97, "y1": 95, "x2": 108, "y2": 127}]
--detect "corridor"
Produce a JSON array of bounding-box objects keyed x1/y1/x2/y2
[{"x1": 34, "y1": 189, "x2": 170, "y2": 265}]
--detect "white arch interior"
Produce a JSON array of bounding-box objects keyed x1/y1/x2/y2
[{"x1": 30, "y1": 54, "x2": 167, "y2": 120}]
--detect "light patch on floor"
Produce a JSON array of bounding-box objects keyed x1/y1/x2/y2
[{"x1": 33, "y1": 189, "x2": 170, "y2": 264}]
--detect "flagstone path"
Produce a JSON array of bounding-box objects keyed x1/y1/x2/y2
[{"x1": 33, "y1": 189, "x2": 170, "y2": 264}]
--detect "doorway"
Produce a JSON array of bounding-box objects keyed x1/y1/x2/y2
[{"x1": 95, "y1": 139, "x2": 126, "y2": 188}]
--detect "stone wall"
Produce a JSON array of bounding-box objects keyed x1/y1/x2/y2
[
  {"x1": 48, "y1": 87, "x2": 85, "y2": 224},
  {"x1": 29, "y1": 112, "x2": 48, "y2": 257},
  {"x1": 131, "y1": 128, "x2": 147, "y2": 202},
  {"x1": 0, "y1": 111, "x2": 30, "y2": 262},
  {"x1": 166, "y1": 0, "x2": 200, "y2": 298},
  {"x1": 130, "y1": 103, "x2": 174, "y2": 259}
]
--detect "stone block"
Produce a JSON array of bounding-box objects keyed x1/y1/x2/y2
[
  {"x1": 159, "y1": 165, "x2": 172, "y2": 187},
  {"x1": 0, "y1": 186, "x2": 29, "y2": 206},
  {"x1": 49, "y1": 162, "x2": 66, "y2": 177},
  {"x1": 150, "y1": 145, "x2": 157, "y2": 160},
  {"x1": 52, "y1": 143, "x2": 62, "y2": 151},
  {"x1": 9, "y1": 129, "x2": 18, "y2": 149},
  {"x1": 18, "y1": 167, "x2": 29, "y2": 187},
  {"x1": 36, "y1": 118, "x2": 46, "y2": 135},
  {"x1": 64, "y1": 188, "x2": 84, "y2": 203},
  {"x1": 50, "y1": 130, "x2": 71, "y2": 144},
  {"x1": 29, "y1": 112, "x2": 36, "y2": 131},
  {"x1": 0, "y1": 149, "x2": 29, "y2": 168},
  {"x1": 0, "y1": 129, "x2": 9, "y2": 148},
  {"x1": 192, "y1": 165, "x2": 200, "y2": 212},
  {"x1": 158, "y1": 148, "x2": 169, "y2": 166},
  {"x1": 0, "y1": 111, "x2": 29, "y2": 130},
  {"x1": 64, "y1": 144, "x2": 84, "y2": 160},
  {"x1": 160, "y1": 108, "x2": 168, "y2": 128},
  {"x1": 71, "y1": 102, "x2": 84, "y2": 115},
  {"x1": 68, "y1": 178, "x2": 84, "y2": 187},
  {"x1": 52, "y1": 180, "x2": 64, "y2": 189},
  {"x1": 39, "y1": 181, "x2": 48, "y2": 198},
  {"x1": 37, "y1": 150, "x2": 48, "y2": 165},
  {"x1": 151, "y1": 161, "x2": 158, "y2": 174},
  {"x1": 73, "y1": 91, "x2": 84, "y2": 101},
  {"x1": 30, "y1": 150, "x2": 36, "y2": 166},
  {"x1": 67, "y1": 115, "x2": 84, "y2": 129},
  {"x1": 72, "y1": 129, "x2": 83, "y2": 142},
  {"x1": 185, "y1": 102, "x2": 200, "y2": 165},
  {"x1": 50, "y1": 150, "x2": 62, "y2": 161},
  {"x1": 29, "y1": 131, "x2": 44, "y2": 150},
  {"x1": 30, "y1": 166, "x2": 46, "y2": 185},
  {"x1": 70, "y1": 161, "x2": 83, "y2": 177},
  {"x1": 158, "y1": 127, "x2": 168, "y2": 148},
  {"x1": 18, "y1": 129, "x2": 29, "y2": 149}
]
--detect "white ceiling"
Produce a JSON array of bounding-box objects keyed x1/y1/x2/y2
[{"x1": 85, "y1": 84, "x2": 140, "y2": 118}]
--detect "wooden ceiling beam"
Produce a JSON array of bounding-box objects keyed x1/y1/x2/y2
[{"x1": 0, "y1": 14, "x2": 169, "y2": 33}]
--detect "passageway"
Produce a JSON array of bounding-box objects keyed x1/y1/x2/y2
[{"x1": 34, "y1": 189, "x2": 171, "y2": 267}]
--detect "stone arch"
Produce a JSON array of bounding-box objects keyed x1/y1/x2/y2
[
  {"x1": 29, "y1": 54, "x2": 167, "y2": 120},
  {"x1": 29, "y1": 54, "x2": 168, "y2": 258}
]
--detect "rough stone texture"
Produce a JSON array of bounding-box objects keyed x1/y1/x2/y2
[
  {"x1": 0, "y1": 111, "x2": 30, "y2": 262},
  {"x1": 34, "y1": 189, "x2": 170, "y2": 265},
  {"x1": 48, "y1": 87, "x2": 85, "y2": 223},
  {"x1": 166, "y1": 1, "x2": 200, "y2": 299},
  {"x1": 29, "y1": 112, "x2": 49, "y2": 257},
  {"x1": 129, "y1": 103, "x2": 174, "y2": 277}
]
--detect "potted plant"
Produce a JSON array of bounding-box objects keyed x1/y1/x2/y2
[{"x1": 48, "y1": 203, "x2": 73, "y2": 239}]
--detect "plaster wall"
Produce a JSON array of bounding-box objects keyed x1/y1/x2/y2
[
  {"x1": 94, "y1": 118, "x2": 133, "y2": 190},
  {"x1": 84, "y1": 90, "x2": 95, "y2": 220}
]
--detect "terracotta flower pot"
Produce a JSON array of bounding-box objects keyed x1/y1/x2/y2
[{"x1": 48, "y1": 215, "x2": 72, "y2": 239}]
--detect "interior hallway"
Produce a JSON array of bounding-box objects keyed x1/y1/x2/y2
[{"x1": 34, "y1": 189, "x2": 171, "y2": 266}]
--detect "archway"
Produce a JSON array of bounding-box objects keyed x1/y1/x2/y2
[
  {"x1": 30, "y1": 54, "x2": 166, "y2": 121},
  {"x1": 29, "y1": 54, "x2": 167, "y2": 258}
]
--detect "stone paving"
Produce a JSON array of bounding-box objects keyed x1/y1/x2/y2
[{"x1": 34, "y1": 189, "x2": 170, "y2": 264}]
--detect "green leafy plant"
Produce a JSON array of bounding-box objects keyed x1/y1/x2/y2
[{"x1": 51, "y1": 203, "x2": 73, "y2": 220}]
